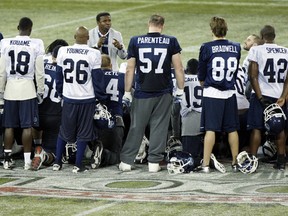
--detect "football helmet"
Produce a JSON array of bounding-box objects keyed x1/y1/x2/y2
[
  {"x1": 167, "y1": 151, "x2": 195, "y2": 174},
  {"x1": 263, "y1": 103, "x2": 286, "y2": 135},
  {"x1": 262, "y1": 139, "x2": 277, "y2": 158},
  {"x1": 165, "y1": 137, "x2": 183, "y2": 161},
  {"x1": 94, "y1": 103, "x2": 115, "y2": 129},
  {"x1": 237, "y1": 151, "x2": 258, "y2": 174},
  {"x1": 62, "y1": 142, "x2": 77, "y2": 164}
]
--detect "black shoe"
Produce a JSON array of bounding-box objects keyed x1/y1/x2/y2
[
  {"x1": 72, "y1": 166, "x2": 89, "y2": 173},
  {"x1": 273, "y1": 163, "x2": 285, "y2": 171}
]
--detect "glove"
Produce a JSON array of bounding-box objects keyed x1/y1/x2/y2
[
  {"x1": 259, "y1": 97, "x2": 271, "y2": 109},
  {"x1": 173, "y1": 88, "x2": 184, "y2": 103},
  {"x1": 180, "y1": 106, "x2": 193, "y2": 117},
  {"x1": 122, "y1": 91, "x2": 132, "y2": 110},
  {"x1": 37, "y1": 93, "x2": 44, "y2": 104}
]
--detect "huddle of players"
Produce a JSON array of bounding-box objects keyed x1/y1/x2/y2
[{"x1": 1, "y1": 15, "x2": 288, "y2": 173}]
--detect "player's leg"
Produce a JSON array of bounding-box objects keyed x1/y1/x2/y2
[
  {"x1": 148, "y1": 94, "x2": 172, "y2": 172},
  {"x1": 120, "y1": 98, "x2": 151, "y2": 171}
]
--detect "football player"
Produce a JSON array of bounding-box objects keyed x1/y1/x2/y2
[
  {"x1": 90, "y1": 54, "x2": 125, "y2": 168},
  {"x1": 119, "y1": 14, "x2": 185, "y2": 172},
  {"x1": 180, "y1": 58, "x2": 203, "y2": 166},
  {"x1": 53, "y1": 26, "x2": 107, "y2": 173},
  {"x1": 247, "y1": 25, "x2": 288, "y2": 171},
  {"x1": 0, "y1": 17, "x2": 45, "y2": 170},
  {"x1": 31, "y1": 39, "x2": 69, "y2": 170},
  {"x1": 198, "y1": 16, "x2": 241, "y2": 173}
]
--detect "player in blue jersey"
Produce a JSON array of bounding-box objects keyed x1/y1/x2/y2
[
  {"x1": 180, "y1": 58, "x2": 203, "y2": 165},
  {"x1": 31, "y1": 39, "x2": 69, "y2": 170},
  {"x1": 247, "y1": 25, "x2": 288, "y2": 171},
  {"x1": 90, "y1": 54, "x2": 125, "y2": 168},
  {"x1": 53, "y1": 26, "x2": 107, "y2": 173},
  {"x1": 197, "y1": 16, "x2": 241, "y2": 173},
  {"x1": 0, "y1": 17, "x2": 45, "y2": 170},
  {"x1": 119, "y1": 14, "x2": 185, "y2": 172}
]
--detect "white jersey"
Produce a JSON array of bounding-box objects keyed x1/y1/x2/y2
[
  {"x1": 57, "y1": 44, "x2": 102, "y2": 101},
  {"x1": 247, "y1": 43, "x2": 288, "y2": 98},
  {"x1": 235, "y1": 67, "x2": 249, "y2": 110},
  {"x1": 0, "y1": 35, "x2": 45, "y2": 100},
  {"x1": 181, "y1": 74, "x2": 202, "y2": 113}
]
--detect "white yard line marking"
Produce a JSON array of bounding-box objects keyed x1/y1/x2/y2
[{"x1": 74, "y1": 202, "x2": 119, "y2": 216}]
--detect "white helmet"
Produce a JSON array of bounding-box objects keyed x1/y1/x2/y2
[{"x1": 237, "y1": 151, "x2": 258, "y2": 174}]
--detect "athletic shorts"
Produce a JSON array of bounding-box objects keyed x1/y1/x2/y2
[
  {"x1": 200, "y1": 94, "x2": 239, "y2": 133},
  {"x1": 59, "y1": 102, "x2": 96, "y2": 143},
  {"x1": 3, "y1": 99, "x2": 39, "y2": 128},
  {"x1": 247, "y1": 94, "x2": 285, "y2": 130}
]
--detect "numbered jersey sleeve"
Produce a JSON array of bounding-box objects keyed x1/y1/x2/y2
[
  {"x1": 56, "y1": 44, "x2": 104, "y2": 103},
  {"x1": 127, "y1": 33, "x2": 181, "y2": 94},
  {"x1": 183, "y1": 74, "x2": 202, "y2": 112},
  {"x1": 0, "y1": 36, "x2": 45, "y2": 100},
  {"x1": 247, "y1": 44, "x2": 288, "y2": 98},
  {"x1": 198, "y1": 39, "x2": 241, "y2": 91}
]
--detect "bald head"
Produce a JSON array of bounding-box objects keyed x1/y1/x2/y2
[{"x1": 74, "y1": 26, "x2": 89, "y2": 44}]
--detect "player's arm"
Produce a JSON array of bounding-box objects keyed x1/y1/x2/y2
[
  {"x1": 35, "y1": 55, "x2": 45, "y2": 94},
  {"x1": 125, "y1": 57, "x2": 136, "y2": 93},
  {"x1": 172, "y1": 53, "x2": 184, "y2": 90},
  {"x1": 114, "y1": 32, "x2": 127, "y2": 59},
  {"x1": 248, "y1": 60, "x2": 262, "y2": 99},
  {"x1": 277, "y1": 75, "x2": 288, "y2": 107},
  {"x1": 0, "y1": 56, "x2": 7, "y2": 93}
]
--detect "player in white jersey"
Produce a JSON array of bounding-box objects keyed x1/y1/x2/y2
[
  {"x1": 53, "y1": 26, "x2": 107, "y2": 173},
  {"x1": 247, "y1": 25, "x2": 288, "y2": 170},
  {"x1": 242, "y1": 34, "x2": 263, "y2": 99},
  {"x1": 0, "y1": 17, "x2": 45, "y2": 170},
  {"x1": 180, "y1": 58, "x2": 203, "y2": 165}
]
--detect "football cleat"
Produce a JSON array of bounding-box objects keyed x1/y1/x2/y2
[
  {"x1": 31, "y1": 146, "x2": 45, "y2": 170},
  {"x1": 52, "y1": 163, "x2": 62, "y2": 171},
  {"x1": 72, "y1": 166, "x2": 88, "y2": 173},
  {"x1": 119, "y1": 161, "x2": 132, "y2": 172},
  {"x1": 94, "y1": 103, "x2": 115, "y2": 129}
]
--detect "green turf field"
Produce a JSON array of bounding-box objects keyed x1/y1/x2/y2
[
  {"x1": 1, "y1": 0, "x2": 288, "y2": 64},
  {"x1": 1, "y1": 0, "x2": 288, "y2": 215}
]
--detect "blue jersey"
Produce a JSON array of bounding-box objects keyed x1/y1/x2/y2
[
  {"x1": 127, "y1": 32, "x2": 181, "y2": 98},
  {"x1": 102, "y1": 69, "x2": 125, "y2": 116},
  {"x1": 198, "y1": 39, "x2": 241, "y2": 91},
  {"x1": 39, "y1": 54, "x2": 62, "y2": 116}
]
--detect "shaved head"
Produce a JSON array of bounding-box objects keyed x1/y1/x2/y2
[{"x1": 74, "y1": 26, "x2": 89, "y2": 44}]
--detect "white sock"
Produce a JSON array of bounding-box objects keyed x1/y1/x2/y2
[{"x1": 24, "y1": 152, "x2": 31, "y2": 164}]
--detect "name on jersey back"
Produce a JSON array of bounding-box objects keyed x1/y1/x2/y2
[
  {"x1": 266, "y1": 47, "x2": 287, "y2": 54},
  {"x1": 10, "y1": 40, "x2": 30, "y2": 46},
  {"x1": 137, "y1": 37, "x2": 170, "y2": 44},
  {"x1": 212, "y1": 45, "x2": 238, "y2": 53},
  {"x1": 67, "y1": 48, "x2": 89, "y2": 55}
]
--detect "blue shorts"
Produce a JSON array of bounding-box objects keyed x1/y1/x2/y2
[
  {"x1": 200, "y1": 94, "x2": 239, "y2": 133},
  {"x1": 59, "y1": 102, "x2": 96, "y2": 143},
  {"x1": 3, "y1": 99, "x2": 39, "y2": 128},
  {"x1": 247, "y1": 94, "x2": 285, "y2": 130}
]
